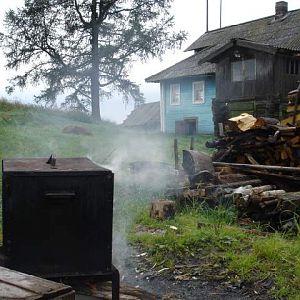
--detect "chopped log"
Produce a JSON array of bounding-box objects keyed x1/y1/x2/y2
[
  {"x1": 205, "y1": 179, "x2": 262, "y2": 194},
  {"x1": 260, "y1": 190, "x2": 286, "y2": 198},
  {"x1": 150, "y1": 200, "x2": 175, "y2": 220},
  {"x1": 251, "y1": 185, "x2": 277, "y2": 194}
]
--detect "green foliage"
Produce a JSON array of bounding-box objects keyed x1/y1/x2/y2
[{"x1": 1, "y1": 0, "x2": 186, "y2": 116}]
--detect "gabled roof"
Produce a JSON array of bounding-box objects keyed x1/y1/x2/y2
[
  {"x1": 198, "y1": 39, "x2": 279, "y2": 64},
  {"x1": 146, "y1": 6, "x2": 300, "y2": 83},
  {"x1": 123, "y1": 101, "x2": 160, "y2": 128},
  {"x1": 186, "y1": 8, "x2": 300, "y2": 53},
  {"x1": 145, "y1": 46, "x2": 217, "y2": 83}
]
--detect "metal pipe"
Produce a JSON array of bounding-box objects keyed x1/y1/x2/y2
[
  {"x1": 220, "y1": 0, "x2": 222, "y2": 28},
  {"x1": 206, "y1": 0, "x2": 209, "y2": 32}
]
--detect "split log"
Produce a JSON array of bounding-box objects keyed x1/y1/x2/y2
[{"x1": 150, "y1": 200, "x2": 175, "y2": 220}]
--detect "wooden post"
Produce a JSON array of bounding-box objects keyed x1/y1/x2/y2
[
  {"x1": 174, "y1": 138, "x2": 179, "y2": 170},
  {"x1": 190, "y1": 136, "x2": 194, "y2": 150}
]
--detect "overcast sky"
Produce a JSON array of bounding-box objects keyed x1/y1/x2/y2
[{"x1": 0, "y1": 0, "x2": 299, "y2": 123}]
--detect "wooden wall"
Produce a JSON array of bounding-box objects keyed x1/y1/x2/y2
[{"x1": 213, "y1": 47, "x2": 300, "y2": 135}]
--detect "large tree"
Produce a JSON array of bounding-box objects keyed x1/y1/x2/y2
[{"x1": 0, "y1": 0, "x2": 186, "y2": 120}]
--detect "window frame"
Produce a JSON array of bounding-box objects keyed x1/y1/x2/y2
[
  {"x1": 286, "y1": 59, "x2": 299, "y2": 75},
  {"x1": 192, "y1": 81, "x2": 205, "y2": 104},
  {"x1": 170, "y1": 83, "x2": 181, "y2": 105},
  {"x1": 231, "y1": 58, "x2": 256, "y2": 82}
]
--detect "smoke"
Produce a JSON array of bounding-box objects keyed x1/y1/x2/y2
[
  {"x1": 86, "y1": 129, "x2": 177, "y2": 279},
  {"x1": 0, "y1": 103, "x2": 177, "y2": 282}
]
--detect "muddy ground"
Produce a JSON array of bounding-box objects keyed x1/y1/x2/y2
[{"x1": 119, "y1": 246, "x2": 274, "y2": 300}]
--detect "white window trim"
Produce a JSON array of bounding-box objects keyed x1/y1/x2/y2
[
  {"x1": 192, "y1": 81, "x2": 205, "y2": 104},
  {"x1": 170, "y1": 83, "x2": 181, "y2": 105}
]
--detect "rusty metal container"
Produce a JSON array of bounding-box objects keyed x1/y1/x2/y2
[
  {"x1": 2, "y1": 157, "x2": 114, "y2": 277},
  {"x1": 182, "y1": 150, "x2": 214, "y2": 175},
  {"x1": 0, "y1": 266, "x2": 75, "y2": 299}
]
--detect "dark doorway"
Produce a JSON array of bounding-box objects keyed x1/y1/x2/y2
[
  {"x1": 175, "y1": 118, "x2": 197, "y2": 135},
  {"x1": 184, "y1": 118, "x2": 197, "y2": 135}
]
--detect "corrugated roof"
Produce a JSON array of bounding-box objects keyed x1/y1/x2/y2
[
  {"x1": 123, "y1": 102, "x2": 160, "y2": 128},
  {"x1": 145, "y1": 46, "x2": 217, "y2": 83},
  {"x1": 186, "y1": 8, "x2": 300, "y2": 52}
]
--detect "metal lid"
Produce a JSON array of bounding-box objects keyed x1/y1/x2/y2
[{"x1": 2, "y1": 157, "x2": 111, "y2": 174}]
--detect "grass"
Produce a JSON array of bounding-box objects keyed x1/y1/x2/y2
[
  {"x1": 130, "y1": 203, "x2": 300, "y2": 299},
  {"x1": 4, "y1": 99, "x2": 300, "y2": 298}
]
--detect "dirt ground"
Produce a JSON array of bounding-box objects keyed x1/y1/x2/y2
[{"x1": 119, "y1": 247, "x2": 274, "y2": 300}]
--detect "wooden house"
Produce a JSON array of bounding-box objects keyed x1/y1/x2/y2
[
  {"x1": 146, "y1": 1, "x2": 300, "y2": 136},
  {"x1": 145, "y1": 47, "x2": 216, "y2": 135},
  {"x1": 193, "y1": 1, "x2": 300, "y2": 134}
]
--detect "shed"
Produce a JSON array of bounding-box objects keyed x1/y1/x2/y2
[{"x1": 123, "y1": 101, "x2": 160, "y2": 131}]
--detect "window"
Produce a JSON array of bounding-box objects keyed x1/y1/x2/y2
[
  {"x1": 170, "y1": 83, "x2": 180, "y2": 105},
  {"x1": 232, "y1": 58, "x2": 256, "y2": 81},
  {"x1": 286, "y1": 59, "x2": 299, "y2": 75},
  {"x1": 193, "y1": 81, "x2": 205, "y2": 104}
]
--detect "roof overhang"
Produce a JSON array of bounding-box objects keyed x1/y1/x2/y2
[{"x1": 198, "y1": 39, "x2": 278, "y2": 64}]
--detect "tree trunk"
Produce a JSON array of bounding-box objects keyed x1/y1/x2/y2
[{"x1": 91, "y1": 0, "x2": 101, "y2": 121}]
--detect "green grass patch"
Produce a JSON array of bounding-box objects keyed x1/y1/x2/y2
[{"x1": 130, "y1": 204, "x2": 300, "y2": 299}]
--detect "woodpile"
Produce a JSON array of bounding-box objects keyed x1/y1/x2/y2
[
  {"x1": 207, "y1": 118, "x2": 300, "y2": 168},
  {"x1": 174, "y1": 132, "x2": 300, "y2": 230}
]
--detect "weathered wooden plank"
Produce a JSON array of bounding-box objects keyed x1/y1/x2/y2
[{"x1": 0, "y1": 266, "x2": 74, "y2": 299}]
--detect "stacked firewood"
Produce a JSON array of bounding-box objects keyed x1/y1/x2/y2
[
  {"x1": 232, "y1": 186, "x2": 300, "y2": 230},
  {"x1": 207, "y1": 120, "x2": 300, "y2": 167},
  {"x1": 173, "y1": 150, "x2": 300, "y2": 230}
]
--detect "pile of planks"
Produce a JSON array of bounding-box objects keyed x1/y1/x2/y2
[{"x1": 207, "y1": 120, "x2": 300, "y2": 168}]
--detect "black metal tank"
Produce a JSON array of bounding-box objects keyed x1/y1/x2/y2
[{"x1": 1, "y1": 157, "x2": 114, "y2": 277}]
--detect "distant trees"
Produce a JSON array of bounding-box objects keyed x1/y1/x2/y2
[{"x1": 0, "y1": 0, "x2": 186, "y2": 120}]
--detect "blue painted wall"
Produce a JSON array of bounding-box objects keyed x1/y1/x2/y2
[{"x1": 161, "y1": 75, "x2": 215, "y2": 134}]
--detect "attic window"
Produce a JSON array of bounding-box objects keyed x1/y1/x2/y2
[
  {"x1": 170, "y1": 83, "x2": 180, "y2": 105},
  {"x1": 286, "y1": 59, "x2": 299, "y2": 75},
  {"x1": 231, "y1": 58, "x2": 256, "y2": 82}
]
